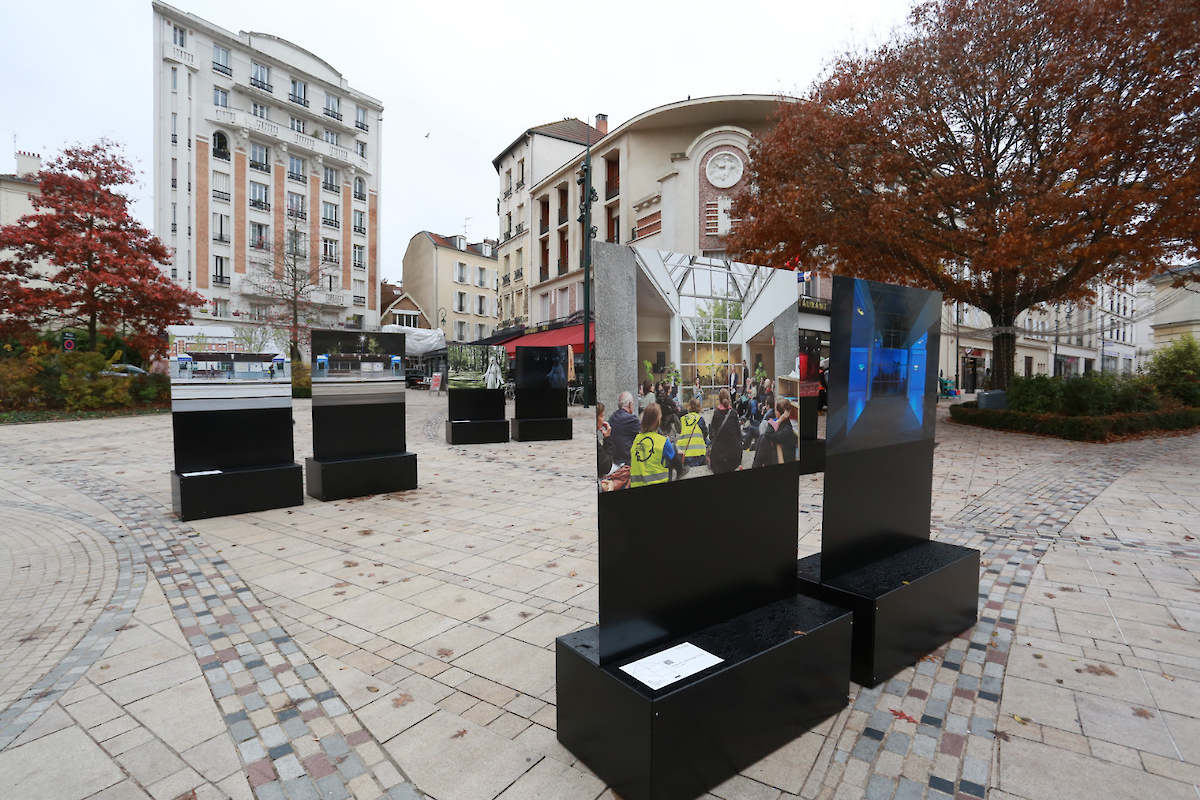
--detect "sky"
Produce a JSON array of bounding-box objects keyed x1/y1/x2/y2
[{"x1": 0, "y1": 0, "x2": 915, "y2": 284}]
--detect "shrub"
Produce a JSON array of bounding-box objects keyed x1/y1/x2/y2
[
  {"x1": 58, "y1": 352, "x2": 133, "y2": 411},
  {"x1": 133, "y1": 373, "x2": 170, "y2": 404},
  {"x1": 1061, "y1": 371, "x2": 1116, "y2": 416},
  {"x1": 948, "y1": 403, "x2": 1200, "y2": 441},
  {"x1": 1113, "y1": 374, "x2": 1161, "y2": 412},
  {"x1": 1006, "y1": 375, "x2": 1063, "y2": 413},
  {"x1": 0, "y1": 343, "x2": 52, "y2": 410},
  {"x1": 291, "y1": 360, "x2": 312, "y2": 399},
  {"x1": 1146, "y1": 334, "x2": 1200, "y2": 407}
]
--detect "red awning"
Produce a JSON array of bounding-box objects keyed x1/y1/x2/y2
[{"x1": 503, "y1": 323, "x2": 596, "y2": 356}]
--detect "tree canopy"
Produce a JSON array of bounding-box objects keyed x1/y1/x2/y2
[
  {"x1": 728, "y1": 0, "x2": 1200, "y2": 389},
  {"x1": 0, "y1": 140, "x2": 204, "y2": 359}
]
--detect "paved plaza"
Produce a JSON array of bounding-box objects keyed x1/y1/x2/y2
[{"x1": 1, "y1": 390, "x2": 1199, "y2": 800}]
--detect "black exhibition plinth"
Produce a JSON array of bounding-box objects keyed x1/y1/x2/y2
[
  {"x1": 796, "y1": 395, "x2": 825, "y2": 475},
  {"x1": 444, "y1": 388, "x2": 509, "y2": 444},
  {"x1": 510, "y1": 347, "x2": 572, "y2": 441},
  {"x1": 557, "y1": 464, "x2": 852, "y2": 800},
  {"x1": 306, "y1": 382, "x2": 417, "y2": 501},
  {"x1": 169, "y1": 382, "x2": 303, "y2": 521},
  {"x1": 797, "y1": 277, "x2": 979, "y2": 687}
]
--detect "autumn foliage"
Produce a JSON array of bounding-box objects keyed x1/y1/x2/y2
[
  {"x1": 0, "y1": 139, "x2": 204, "y2": 360},
  {"x1": 728, "y1": 0, "x2": 1200, "y2": 390}
]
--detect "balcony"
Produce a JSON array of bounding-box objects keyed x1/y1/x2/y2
[
  {"x1": 171, "y1": 133, "x2": 177, "y2": 144},
  {"x1": 288, "y1": 171, "x2": 305, "y2": 183},
  {"x1": 354, "y1": 191, "x2": 366, "y2": 201},
  {"x1": 504, "y1": 188, "x2": 513, "y2": 199},
  {"x1": 606, "y1": 181, "x2": 619, "y2": 200},
  {"x1": 250, "y1": 77, "x2": 273, "y2": 93},
  {"x1": 353, "y1": 224, "x2": 366, "y2": 234},
  {"x1": 171, "y1": 223, "x2": 177, "y2": 233},
  {"x1": 323, "y1": 182, "x2": 340, "y2": 193},
  {"x1": 501, "y1": 229, "x2": 512, "y2": 242},
  {"x1": 353, "y1": 261, "x2": 365, "y2": 271},
  {"x1": 250, "y1": 199, "x2": 271, "y2": 211},
  {"x1": 323, "y1": 107, "x2": 343, "y2": 122},
  {"x1": 287, "y1": 208, "x2": 307, "y2": 220},
  {"x1": 212, "y1": 61, "x2": 232, "y2": 77},
  {"x1": 212, "y1": 189, "x2": 230, "y2": 202},
  {"x1": 355, "y1": 119, "x2": 369, "y2": 132},
  {"x1": 322, "y1": 254, "x2": 340, "y2": 265},
  {"x1": 162, "y1": 42, "x2": 194, "y2": 67},
  {"x1": 250, "y1": 161, "x2": 270, "y2": 173},
  {"x1": 289, "y1": 93, "x2": 309, "y2": 108},
  {"x1": 514, "y1": 268, "x2": 523, "y2": 281},
  {"x1": 516, "y1": 179, "x2": 525, "y2": 190},
  {"x1": 539, "y1": 220, "x2": 549, "y2": 235},
  {"x1": 539, "y1": 267, "x2": 549, "y2": 282},
  {"x1": 315, "y1": 290, "x2": 348, "y2": 306},
  {"x1": 558, "y1": 209, "x2": 568, "y2": 225},
  {"x1": 322, "y1": 217, "x2": 340, "y2": 229},
  {"x1": 353, "y1": 295, "x2": 366, "y2": 306},
  {"x1": 502, "y1": 274, "x2": 511, "y2": 286},
  {"x1": 515, "y1": 222, "x2": 525, "y2": 234},
  {"x1": 557, "y1": 259, "x2": 568, "y2": 276},
  {"x1": 213, "y1": 275, "x2": 230, "y2": 286},
  {"x1": 250, "y1": 239, "x2": 272, "y2": 252},
  {"x1": 213, "y1": 233, "x2": 230, "y2": 244},
  {"x1": 213, "y1": 149, "x2": 230, "y2": 161},
  {"x1": 171, "y1": 178, "x2": 177, "y2": 189}
]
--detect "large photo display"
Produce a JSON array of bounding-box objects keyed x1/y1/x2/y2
[
  {"x1": 596, "y1": 248, "x2": 804, "y2": 492},
  {"x1": 311, "y1": 330, "x2": 406, "y2": 382},
  {"x1": 448, "y1": 344, "x2": 507, "y2": 389}
]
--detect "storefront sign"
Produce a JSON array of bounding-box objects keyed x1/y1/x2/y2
[{"x1": 798, "y1": 297, "x2": 831, "y2": 315}]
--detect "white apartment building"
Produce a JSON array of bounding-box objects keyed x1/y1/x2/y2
[
  {"x1": 400, "y1": 233, "x2": 499, "y2": 343},
  {"x1": 152, "y1": 2, "x2": 383, "y2": 335}
]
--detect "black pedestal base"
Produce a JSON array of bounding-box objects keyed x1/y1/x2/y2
[
  {"x1": 305, "y1": 452, "x2": 417, "y2": 501},
  {"x1": 444, "y1": 419, "x2": 510, "y2": 444},
  {"x1": 511, "y1": 417, "x2": 572, "y2": 441},
  {"x1": 557, "y1": 596, "x2": 852, "y2": 800},
  {"x1": 797, "y1": 540, "x2": 979, "y2": 687},
  {"x1": 798, "y1": 438, "x2": 825, "y2": 475},
  {"x1": 171, "y1": 464, "x2": 304, "y2": 522}
]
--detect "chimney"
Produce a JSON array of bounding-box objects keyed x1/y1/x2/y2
[
  {"x1": 15, "y1": 151, "x2": 41, "y2": 178},
  {"x1": 595, "y1": 114, "x2": 608, "y2": 136}
]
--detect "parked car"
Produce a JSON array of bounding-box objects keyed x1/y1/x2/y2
[
  {"x1": 99, "y1": 363, "x2": 149, "y2": 377},
  {"x1": 405, "y1": 369, "x2": 429, "y2": 389}
]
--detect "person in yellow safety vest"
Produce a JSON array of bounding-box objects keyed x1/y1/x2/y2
[
  {"x1": 677, "y1": 396, "x2": 709, "y2": 467},
  {"x1": 629, "y1": 403, "x2": 681, "y2": 487}
]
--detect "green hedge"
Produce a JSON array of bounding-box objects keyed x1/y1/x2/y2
[{"x1": 948, "y1": 403, "x2": 1200, "y2": 441}]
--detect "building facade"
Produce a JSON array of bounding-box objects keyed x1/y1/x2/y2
[
  {"x1": 152, "y1": 2, "x2": 383, "y2": 336},
  {"x1": 400, "y1": 233, "x2": 499, "y2": 343}
]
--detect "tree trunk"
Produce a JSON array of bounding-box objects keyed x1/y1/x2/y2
[
  {"x1": 990, "y1": 313, "x2": 1017, "y2": 392},
  {"x1": 88, "y1": 308, "x2": 98, "y2": 352}
]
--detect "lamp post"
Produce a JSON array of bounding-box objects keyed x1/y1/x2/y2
[{"x1": 578, "y1": 124, "x2": 598, "y2": 408}]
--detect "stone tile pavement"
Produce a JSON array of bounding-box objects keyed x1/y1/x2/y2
[{"x1": 0, "y1": 391, "x2": 1198, "y2": 799}]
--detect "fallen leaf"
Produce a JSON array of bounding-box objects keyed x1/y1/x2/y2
[
  {"x1": 993, "y1": 730, "x2": 1011, "y2": 742},
  {"x1": 793, "y1": 630, "x2": 807, "y2": 636},
  {"x1": 451, "y1": 729, "x2": 467, "y2": 739},
  {"x1": 333, "y1": 591, "x2": 346, "y2": 596},
  {"x1": 1083, "y1": 663, "x2": 1117, "y2": 677},
  {"x1": 568, "y1": 570, "x2": 578, "y2": 578},
  {"x1": 1033, "y1": 654, "x2": 1044, "y2": 659},
  {"x1": 344, "y1": 561, "x2": 359, "y2": 568},
  {"x1": 1013, "y1": 714, "x2": 1030, "y2": 725},
  {"x1": 517, "y1": 611, "x2": 532, "y2": 618},
  {"x1": 477, "y1": 615, "x2": 491, "y2": 622},
  {"x1": 1162, "y1": 673, "x2": 1175, "y2": 681},
  {"x1": 1168, "y1": 624, "x2": 1185, "y2": 631},
  {"x1": 334, "y1": 582, "x2": 350, "y2": 588},
  {"x1": 437, "y1": 648, "x2": 454, "y2": 659},
  {"x1": 889, "y1": 709, "x2": 919, "y2": 723},
  {"x1": 546, "y1": 562, "x2": 558, "y2": 568},
  {"x1": 367, "y1": 686, "x2": 379, "y2": 693},
  {"x1": 392, "y1": 694, "x2": 414, "y2": 708},
  {"x1": 1044, "y1": 593, "x2": 1057, "y2": 599},
  {"x1": 1132, "y1": 707, "x2": 1155, "y2": 718}
]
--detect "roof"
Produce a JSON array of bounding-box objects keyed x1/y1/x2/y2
[
  {"x1": 492, "y1": 118, "x2": 604, "y2": 170},
  {"x1": 423, "y1": 232, "x2": 498, "y2": 260}
]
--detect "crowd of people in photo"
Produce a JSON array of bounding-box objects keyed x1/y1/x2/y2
[{"x1": 597, "y1": 364, "x2": 806, "y2": 491}]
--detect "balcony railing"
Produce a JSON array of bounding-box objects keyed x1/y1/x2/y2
[
  {"x1": 515, "y1": 222, "x2": 525, "y2": 234},
  {"x1": 250, "y1": 239, "x2": 271, "y2": 251},
  {"x1": 249, "y1": 161, "x2": 270, "y2": 173},
  {"x1": 504, "y1": 188, "x2": 513, "y2": 199},
  {"x1": 539, "y1": 267, "x2": 550, "y2": 282},
  {"x1": 539, "y1": 220, "x2": 549, "y2": 235},
  {"x1": 322, "y1": 217, "x2": 340, "y2": 229},
  {"x1": 287, "y1": 208, "x2": 306, "y2": 220},
  {"x1": 213, "y1": 149, "x2": 230, "y2": 161},
  {"x1": 516, "y1": 179, "x2": 525, "y2": 189},
  {"x1": 501, "y1": 229, "x2": 512, "y2": 242},
  {"x1": 323, "y1": 182, "x2": 340, "y2": 193},
  {"x1": 171, "y1": 133, "x2": 177, "y2": 144},
  {"x1": 502, "y1": 274, "x2": 511, "y2": 286},
  {"x1": 558, "y1": 259, "x2": 568, "y2": 276},
  {"x1": 355, "y1": 120, "x2": 369, "y2": 132},
  {"x1": 353, "y1": 295, "x2": 367, "y2": 306},
  {"x1": 250, "y1": 77, "x2": 273, "y2": 93},
  {"x1": 213, "y1": 62, "x2": 232, "y2": 76},
  {"x1": 171, "y1": 178, "x2": 177, "y2": 188},
  {"x1": 213, "y1": 233, "x2": 230, "y2": 243},
  {"x1": 606, "y1": 181, "x2": 619, "y2": 200},
  {"x1": 212, "y1": 189, "x2": 230, "y2": 202},
  {"x1": 353, "y1": 260, "x2": 365, "y2": 270},
  {"x1": 289, "y1": 93, "x2": 309, "y2": 107},
  {"x1": 354, "y1": 191, "x2": 366, "y2": 201},
  {"x1": 171, "y1": 223, "x2": 177, "y2": 233},
  {"x1": 323, "y1": 107, "x2": 343, "y2": 121},
  {"x1": 213, "y1": 275, "x2": 230, "y2": 286},
  {"x1": 287, "y1": 171, "x2": 305, "y2": 182},
  {"x1": 513, "y1": 268, "x2": 523, "y2": 281},
  {"x1": 322, "y1": 254, "x2": 340, "y2": 264},
  {"x1": 250, "y1": 199, "x2": 271, "y2": 211},
  {"x1": 353, "y1": 224, "x2": 366, "y2": 234},
  {"x1": 558, "y1": 209, "x2": 568, "y2": 225}
]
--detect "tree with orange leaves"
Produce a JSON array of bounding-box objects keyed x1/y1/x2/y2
[
  {"x1": 0, "y1": 139, "x2": 204, "y2": 360},
  {"x1": 729, "y1": 0, "x2": 1200, "y2": 390}
]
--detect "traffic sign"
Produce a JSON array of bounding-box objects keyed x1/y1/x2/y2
[{"x1": 62, "y1": 331, "x2": 76, "y2": 352}]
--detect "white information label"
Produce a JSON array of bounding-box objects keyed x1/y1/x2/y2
[
  {"x1": 619, "y1": 642, "x2": 723, "y2": 690},
  {"x1": 180, "y1": 470, "x2": 223, "y2": 477}
]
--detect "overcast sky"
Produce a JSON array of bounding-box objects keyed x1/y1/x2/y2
[{"x1": 0, "y1": 0, "x2": 914, "y2": 284}]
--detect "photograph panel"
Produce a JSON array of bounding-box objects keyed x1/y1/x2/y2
[{"x1": 447, "y1": 344, "x2": 507, "y2": 390}]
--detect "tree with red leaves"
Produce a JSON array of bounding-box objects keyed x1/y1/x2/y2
[
  {"x1": 729, "y1": 0, "x2": 1200, "y2": 390},
  {"x1": 0, "y1": 139, "x2": 204, "y2": 360}
]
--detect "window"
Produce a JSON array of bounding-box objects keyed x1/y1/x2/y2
[
  {"x1": 171, "y1": 67, "x2": 177, "y2": 91},
  {"x1": 323, "y1": 167, "x2": 339, "y2": 192},
  {"x1": 454, "y1": 291, "x2": 468, "y2": 313},
  {"x1": 393, "y1": 311, "x2": 418, "y2": 327},
  {"x1": 212, "y1": 298, "x2": 229, "y2": 317},
  {"x1": 286, "y1": 228, "x2": 304, "y2": 255},
  {"x1": 250, "y1": 303, "x2": 269, "y2": 322},
  {"x1": 173, "y1": 25, "x2": 186, "y2": 47},
  {"x1": 252, "y1": 103, "x2": 269, "y2": 119},
  {"x1": 289, "y1": 116, "x2": 305, "y2": 134},
  {"x1": 171, "y1": 158, "x2": 177, "y2": 188},
  {"x1": 352, "y1": 209, "x2": 366, "y2": 234},
  {"x1": 476, "y1": 266, "x2": 489, "y2": 287},
  {"x1": 352, "y1": 244, "x2": 365, "y2": 269},
  {"x1": 212, "y1": 131, "x2": 230, "y2": 160},
  {"x1": 454, "y1": 262, "x2": 467, "y2": 283},
  {"x1": 250, "y1": 222, "x2": 270, "y2": 250},
  {"x1": 322, "y1": 201, "x2": 340, "y2": 228},
  {"x1": 352, "y1": 279, "x2": 366, "y2": 305},
  {"x1": 355, "y1": 106, "x2": 368, "y2": 131},
  {"x1": 324, "y1": 94, "x2": 341, "y2": 120},
  {"x1": 476, "y1": 295, "x2": 489, "y2": 315},
  {"x1": 213, "y1": 256, "x2": 229, "y2": 285},
  {"x1": 213, "y1": 88, "x2": 228, "y2": 107},
  {"x1": 353, "y1": 177, "x2": 366, "y2": 200},
  {"x1": 557, "y1": 287, "x2": 569, "y2": 316},
  {"x1": 454, "y1": 320, "x2": 467, "y2": 342},
  {"x1": 171, "y1": 113, "x2": 177, "y2": 143},
  {"x1": 213, "y1": 45, "x2": 231, "y2": 75},
  {"x1": 290, "y1": 80, "x2": 308, "y2": 107},
  {"x1": 324, "y1": 130, "x2": 340, "y2": 146},
  {"x1": 249, "y1": 181, "x2": 270, "y2": 211},
  {"x1": 356, "y1": 141, "x2": 367, "y2": 158},
  {"x1": 212, "y1": 171, "x2": 230, "y2": 202},
  {"x1": 250, "y1": 143, "x2": 269, "y2": 172},
  {"x1": 321, "y1": 238, "x2": 339, "y2": 263},
  {"x1": 286, "y1": 192, "x2": 305, "y2": 219},
  {"x1": 251, "y1": 62, "x2": 272, "y2": 92},
  {"x1": 288, "y1": 156, "x2": 305, "y2": 183},
  {"x1": 212, "y1": 213, "x2": 230, "y2": 242},
  {"x1": 171, "y1": 202, "x2": 177, "y2": 232}
]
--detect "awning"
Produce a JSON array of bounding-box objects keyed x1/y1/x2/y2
[{"x1": 503, "y1": 323, "x2": 595, "y2": 356}]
